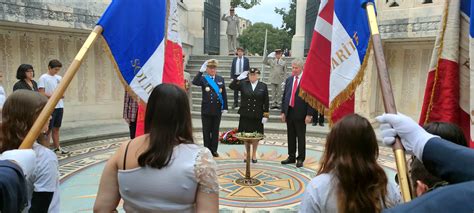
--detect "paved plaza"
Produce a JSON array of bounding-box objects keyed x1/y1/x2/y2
[{"x1": 58, "y1": 127, "x2": 398, "y2": 212}]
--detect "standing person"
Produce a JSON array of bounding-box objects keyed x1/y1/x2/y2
[
  {"x1": 94, "y1": 84, "x2": 219, "y2": 212},
  {"x1": 1, "y1": 90, "x2": 60, "y2": 213},
  {"x1": 38, "y1": 59, "x2": 69, "y2": 154},
  {"x1": 13, "y1": 64, "x2": 38, "y2": 92},
  {"x1": 183, "y1": 54, "x2": 193, "y2": 110},
  {"x1": 229, "y1": 68, "x2": 269, "y2": 163},
  {"x1": 230, "y1": 47, "x2": 250, "y2": 109},
  {"x1": 299, "y1": 114, "x2": 401, "y2": 213},
  {"x1": 312, "y1": 110, "x2": 325, "y2": 127},
  {"x1": 192, "y1": 59, "x2": 228, "y2": 157},
  {"x1": 264, "y1": 49, "x2": 287, "y2": 109},
  {"x1": 0, "y1": 72, "x2": 5, "y2": 108},
  {"x1": 123, "y1": 92, "x2": 138, "y2": 139},
  {"x1": 221, "y1": 8, "x2": 240, "y2": 55},
  {"x1": 280, "y1": 58, "x2": 314, "y2": 168}
]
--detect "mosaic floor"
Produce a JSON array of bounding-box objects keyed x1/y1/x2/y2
[{"x1": 58, "y1": 134, "x2": 398, "y2": 212}]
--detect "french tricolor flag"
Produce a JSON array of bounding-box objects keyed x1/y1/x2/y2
[
  {"x1": 419, "y1": 0, "x2": 473, "y2": 148},
  {"x1": 98, "y1": 0, "x2": 183, "y2": 102},
  {"x1": 299, "y1": 0, "x2": 371, "y2": 125},
  {"x1": 98, "y1": 0, "x2": 184, "y2": 136}
]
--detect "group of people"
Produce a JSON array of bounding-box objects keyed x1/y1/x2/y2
[
  {"x1": 1, "y1": 57, "x2": 473, "y2": 212},
  {"x1": 194, "y1": 56, "x2": 315, "y2": 167},
  {"x1": 0, "y1": 59, "x2": 70, "y2": 212},
  {"x1": 93, "y1": 80, "x2": 474, "y2": 212}
]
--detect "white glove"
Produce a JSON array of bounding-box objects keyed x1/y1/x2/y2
[
  {"x1": 222, "y1": 110, "x2": 228, "y2": 114},
  {"x1": 199, "y1": 61, "x2": 208, "y2": 73},
  {"x1": 261, "y1": 117, "x2": 268, "y2": 124},
  {"x1": 268, "y1": 52, "x2": 276, "y2": 58},
  {"x1": 375, "y1": 113, "x2": 439, "y2": 160},
  {"x1": 237, "y1": 71, "x2": 249, "y2": 80}
]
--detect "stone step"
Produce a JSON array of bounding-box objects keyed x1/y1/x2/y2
[
  {"x1": 189, "y1": 55, "x2": 296, "y2": 61},
  {"x1": 191, "y1": 105, "x2": 284, "y2": 115},
  {"x1": 191, "y1": 111, "x2": 283, "y2": 122}
]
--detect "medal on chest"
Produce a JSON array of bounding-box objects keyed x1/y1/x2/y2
[{"x1": 205, "y1": 87, "x2": 211, "y2": 92}]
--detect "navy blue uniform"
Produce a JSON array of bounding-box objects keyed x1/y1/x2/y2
[
  {"x1": 384, "y1": 138, "x2": 474, "y2": 212},
  {"x1": 192, "y1": 72, "x2": 228, "y2": 154}
]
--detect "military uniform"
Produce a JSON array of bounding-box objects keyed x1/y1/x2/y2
[
  {"x1": 263, "y1": 50, "x2": 287, "y2": 108},
  {"x1": 192, "y1": 60, "x2": 228, "y2": 156},
  {"x1": 222, "y1": 11, "x2": 239, "y2": 54},
  {"x1": 229, "y1": 69, "x2": 269, "y2": 134}
]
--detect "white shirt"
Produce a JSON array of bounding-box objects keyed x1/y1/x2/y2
[
  {"x1": 27, "y1": 143, "x2": 60, "y2": 213},
  {"x1": 0, "y1": 85, "x2": 5, "y2": 108},
  {"x1": 289, "y1": 72, "x2": 303, "y2": 104},
  {"x1": 299, "y1": 173, "x2": 401, "y2": 212},
  {"x1": 38, "y1": 74, "x2": 64, "y2": 108},
  {"x1": 251, "y1": 80, "x2": 259, "y2": 91},
  {"x1": 236, "y1": 57, "x2": 244, "y2": 75}
]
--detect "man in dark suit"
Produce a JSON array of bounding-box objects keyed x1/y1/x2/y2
[
  {"x1": 192, "y1": 59, "x2": 228, "y2": 157},
  {"x1": 377, "y1": 113, "x2": 474, "y2": 212},
  {"x1": 231, "y1": 47, "x2": 250, "y2": 109},
  {"x1": 280, "y1": 58, "x2": 314, "y2": 168}
]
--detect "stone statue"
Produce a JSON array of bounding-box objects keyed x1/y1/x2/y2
[{"x1": 222, "y1": 8, "x2": 240, "y2": 55}]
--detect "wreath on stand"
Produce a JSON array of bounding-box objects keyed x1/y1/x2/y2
[{"x1": 219, "y1": 128, "x2": 243, "y2": 145}]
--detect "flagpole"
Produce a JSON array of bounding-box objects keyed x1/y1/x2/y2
[
  {"x1": 262, "y1": 29, "x2": 268, "y2": 79},
  {"x1": 19, "y1": 26, "x2": 104, "y2": 149},
  {"x1": 364, "y1": 2, "x2": 412, "y2": 202}
]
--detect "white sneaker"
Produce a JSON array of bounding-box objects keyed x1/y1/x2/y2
[{"x1": 54, "y1": 147, "x2": 69, "y2": 154}]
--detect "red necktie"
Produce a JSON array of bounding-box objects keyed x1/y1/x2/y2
[{"x1": 289, "y1": 76, "x2": 298, "y2": 107}]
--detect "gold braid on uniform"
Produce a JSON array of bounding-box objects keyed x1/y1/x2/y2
[{"x1": 263, "y1": 112, "x2": 270, "y2": 118}]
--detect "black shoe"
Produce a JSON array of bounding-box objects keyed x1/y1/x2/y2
[
  {"x1": 252, "y1": 159, "x2": 258, "y2": 163},
  {"x1": 281, "y1": 158, "x2": 296, "y2": 164},
  {"x1": 296, "y1": 160, "x2": 304, "y2": 168},
  {"x1": 212, "y1": 152, "x2": 219, "y2": 157},
  {"x1": 312, "y1": 123, "x2": 317, "y2": 126},
  {"x1": 319, "y1": 123, "x2": 324, "y2": 127}
]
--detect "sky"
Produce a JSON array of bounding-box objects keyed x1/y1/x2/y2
[{"x1": 234, "y1": 0, "x2": 291, "y2": 28}]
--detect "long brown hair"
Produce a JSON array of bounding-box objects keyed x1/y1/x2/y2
[
  {"x1": 1, "y1": 90, "x2": 48, "y2": 153},
  {"x1": 318, "y1": 114, "x2": 388, "y2": 213},
  {"x1": 138, "y1": 84, "x2": 194, "y2": 169}
]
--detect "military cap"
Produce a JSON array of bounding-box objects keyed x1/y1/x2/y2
[
  {"x1": 275, "y1": 49, "x2": 282, "y2": 53},
  {"x1": 230, "y1": 8, "x2": 235, "y2": 11},
  {"x1": 249, "y1": 68, "x2": 261, "y2": 74},
  {"x1": 207, "y1": 59, "x2": 219, "y2": 68}
]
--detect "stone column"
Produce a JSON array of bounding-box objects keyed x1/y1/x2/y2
[
  {"x1": 184, "y1": 0, "x2": 205, "y2": 55},
  {"x1": 291, "y1": 0, "x2": 307, "y2": 58},
  {"x1": 220, "y1": 0, "x2": 231, "y2": 55}
]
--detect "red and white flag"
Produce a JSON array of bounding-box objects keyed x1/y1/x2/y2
[
  {"x1": 299, "y1": 0, "x2": 372, "y2": 125},
  {"x1": 419, "y1": 0, "x2": 473, "y2": 148}
]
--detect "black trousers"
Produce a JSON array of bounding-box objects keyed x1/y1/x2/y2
[
  {"x1": 232, "y1": 76, "x2": 239, "y2": 106},
  {"x1": 202, "y1": 114, "x2": 221, "y2": 153},
  {"x1": 313, "y1": 110, "x2": 325, "y2": 124},
  {"x1": 286, "y1": 108, "x2": 306, "y2": 161},
  {"x1": 129, "y1": 121, "x2": 137, "y2": 139}
]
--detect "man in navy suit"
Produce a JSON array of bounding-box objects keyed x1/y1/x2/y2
[
  {"x1": 231, "y1": 47, "x2": 250, "y2": 109},
  {"x1": 280, "y1": 58, "x2": 315, "y2": 168},
  {"x1": 193, "y1": 59, "x2": 228, "y2": 157},
  {"x1": 377, "y1": 114, "x2": 474, "y2": 212}
]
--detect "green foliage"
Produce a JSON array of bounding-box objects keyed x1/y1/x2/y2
[
  {"x1": 274, "y1": 0, "x2": 296, "y2": 36},
  {"x1": 238, "y1": 23, "x2": 291, "y2": 56},
  {"x1": 231, "y1": 0, "x2": 261, "y2": 9}
]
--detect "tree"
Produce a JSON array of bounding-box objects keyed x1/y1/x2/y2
[
  {"x1": 231, "y1": 0, "x2": 261, "y2": 9},
  {"x1": 274, "y1": 0, "x2": 296, "y2": 36},
  {"x1": 238, "y1": 23, "x2": 291, "y2": 55}
]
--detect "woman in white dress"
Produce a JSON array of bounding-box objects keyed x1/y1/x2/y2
[{"x1": 94, "y1": 84, "x2": 219, "y2": 213}]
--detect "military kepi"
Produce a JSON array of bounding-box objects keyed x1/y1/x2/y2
[
  {"x1": 249, "y1": 68, "x2": 261, "y2": 74},
  {"x1": 207, "y1": 59, "x2": 219, "y2": 68}
]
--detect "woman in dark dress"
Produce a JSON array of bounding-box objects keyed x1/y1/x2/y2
[
  {"x1": 229, "y1": 68, "x2": 269, "y2": 163},
  {"x1": 13, "y1": 64, "x2": 38, "y2": 92}
]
